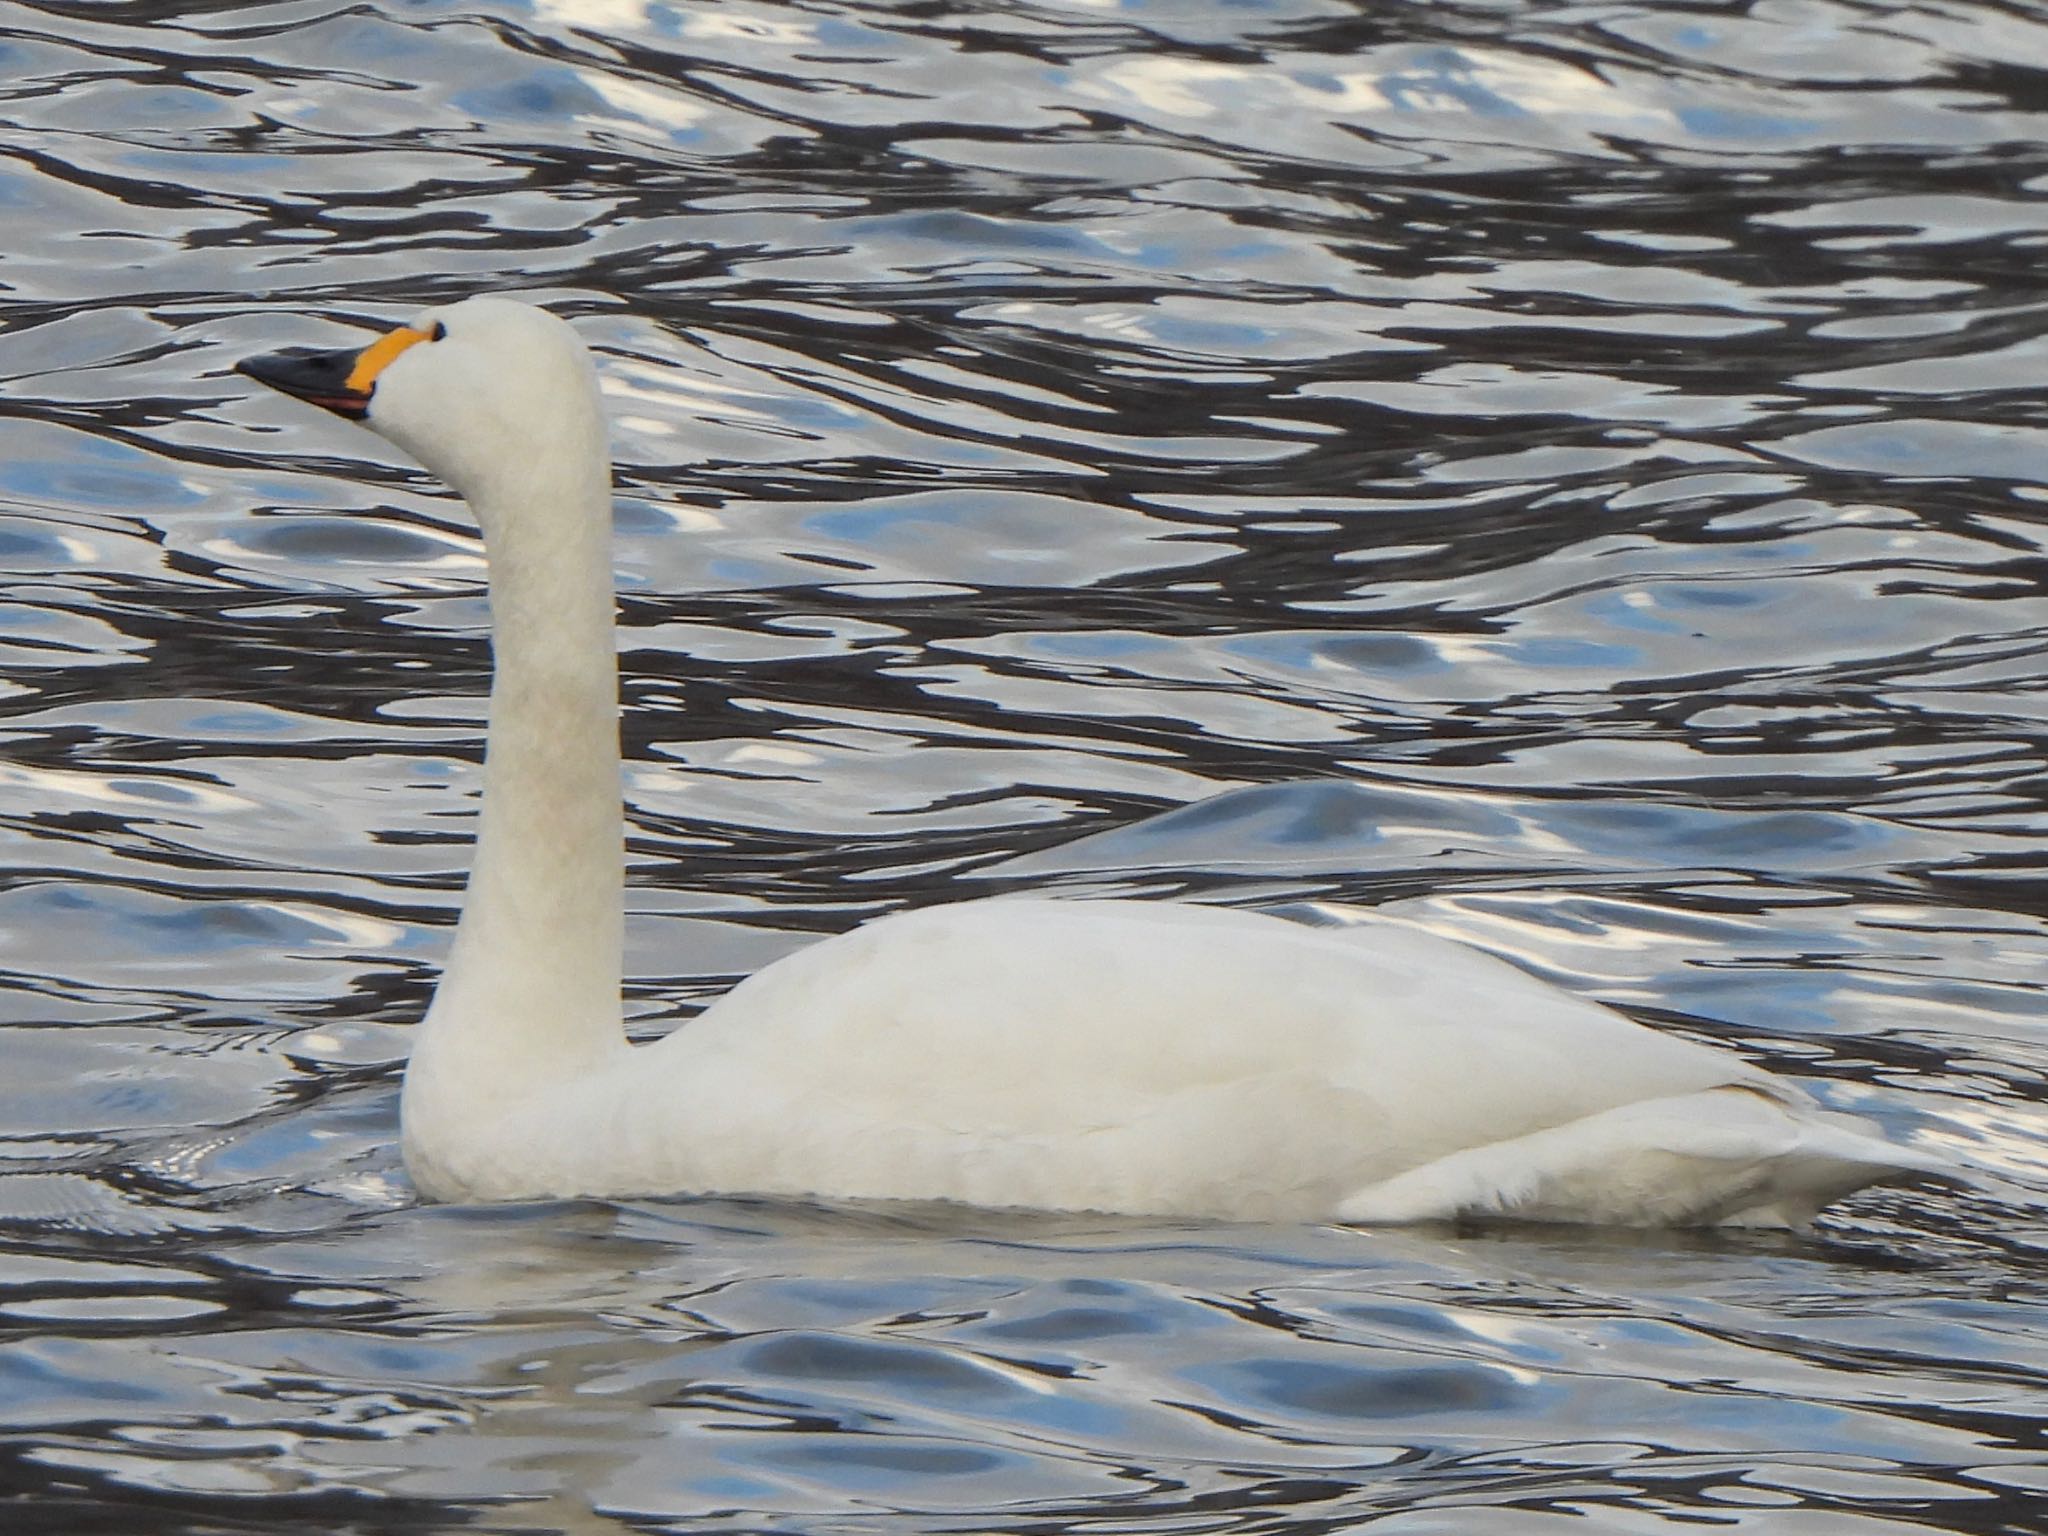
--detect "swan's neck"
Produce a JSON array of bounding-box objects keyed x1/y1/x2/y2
[{"x1": 414, "y1": 450, "x2": 627, "y2": 1096}]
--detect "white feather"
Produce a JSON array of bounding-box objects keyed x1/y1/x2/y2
[{"x1": 251, "y1": 296, "x2": 1943, "y2": 1227}]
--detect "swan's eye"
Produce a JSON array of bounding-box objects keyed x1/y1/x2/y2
[{"x1": 429, "y1": 321, "x2": 448, "y2": 341}]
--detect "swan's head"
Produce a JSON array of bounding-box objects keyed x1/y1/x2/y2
[{"x1": 239, "y1": 296, "x2": 605, "y2": 506}]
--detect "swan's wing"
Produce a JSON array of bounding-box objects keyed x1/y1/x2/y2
[
  {"x1": 689, "y1": 897, "x2": 1773, "y2": 1111},
  {"x1": 649, "y1": 898, "x2": 1784, "y2": 1215}
]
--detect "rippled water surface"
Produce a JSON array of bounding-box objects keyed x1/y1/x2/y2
[{"x1": 2, "y1": 0, "x2": 2045, "y2": 1530}]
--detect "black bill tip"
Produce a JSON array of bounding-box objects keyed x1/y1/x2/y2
[{"x1": 237, "y1": 345, "x2": 371, "y2": 420}]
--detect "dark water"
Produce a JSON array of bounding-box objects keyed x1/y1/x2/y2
[{"x1": 1, "y1": 0, "x2": 2045, "y2": 1530}]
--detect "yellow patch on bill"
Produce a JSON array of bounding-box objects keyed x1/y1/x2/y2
[{"x1": 345, "y1": 325, "x2": 436, "y2": 393}]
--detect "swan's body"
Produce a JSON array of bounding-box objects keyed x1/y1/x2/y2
[{"x1": 241, "y1": 297, "x2": 1941, "y2": 1226}]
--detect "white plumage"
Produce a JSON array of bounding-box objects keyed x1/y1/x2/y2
[{"x1": 241, "y1": 296, "x2": 1941, "y2": 1226}]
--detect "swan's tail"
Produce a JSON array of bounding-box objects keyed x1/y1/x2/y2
[{"x1": 1336, "y1": 1086, "x2": 1947, "y2": 1229}]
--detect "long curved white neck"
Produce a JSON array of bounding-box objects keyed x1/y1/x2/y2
[{"x1": 415, "y1": 440, "x2": 626, "y2": 1092}]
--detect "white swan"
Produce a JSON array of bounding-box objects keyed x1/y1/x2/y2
[{"x1": 239, "y1": 296, "x2": 1941, "y2": 1226}]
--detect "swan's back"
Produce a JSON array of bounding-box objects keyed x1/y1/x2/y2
[{"x1": 690, "y1": 898, "x2": 1755, "y2": 1125}]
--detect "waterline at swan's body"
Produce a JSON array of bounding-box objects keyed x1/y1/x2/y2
[{"x1": 239, "y1": 295, "x2": 1943, "y2": 1228}]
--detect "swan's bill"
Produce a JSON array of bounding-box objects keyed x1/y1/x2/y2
[{"x1": 239, "y1": 321, "x2": 441, "y2": 420}]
